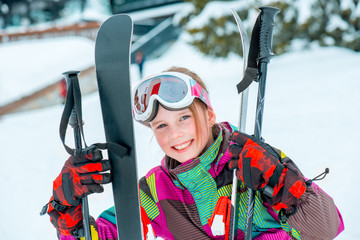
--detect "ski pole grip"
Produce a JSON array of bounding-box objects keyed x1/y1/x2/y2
[
  {"x1": 63, "y1": 70, "x2": 81, "y2": 87},
  {"x1": 258, "y1": 6, "x2": 280, "y2": 62},
  {"x1": 63, "y1": 70, "x2": 81, "y2": 127}
]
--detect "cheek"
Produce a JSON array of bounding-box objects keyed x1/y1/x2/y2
[
  {"x1": 181, "y1": 118, "x2": 197, "y2": 135},
  {"x1": 154, "y1": 131, "x2": 168, "y2": 150},
  {"x1": 200, "y1": 127, "x2": 210, "y2": 145}
]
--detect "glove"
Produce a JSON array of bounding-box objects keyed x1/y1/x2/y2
[
  {"x1": 47, "y1": 196, "x2": 84, "y2": 236},
  {"x1": 45, "y1": 146, "x2": 111, "y2": 236},
  {"x1": 53, "y1": 147, "x2": 112, "y2": 207},
  {"x1": 228, "y1": 131, "x2": 306, "y2": 210}
]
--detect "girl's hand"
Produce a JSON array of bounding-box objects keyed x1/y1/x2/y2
[
  {"x1": 53, "y1": 147, "x2": 112, "y2": 207},
  {"x1": 44, "y1": 146, "x2": 111, "y2": 237},
  {"x1": 228, "y1": 131, "x2": 306, "y2": 210}
]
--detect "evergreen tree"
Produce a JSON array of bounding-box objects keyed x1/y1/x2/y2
[
  {"x1": 300, "y1": 0, "x2": 360, "y2": 51},
  {"x1": 180, "y1": 0, "x2": 360, "y2": 58},
  {"x1": 181, "y1": 0, "x2": 252, "y2": 57}
]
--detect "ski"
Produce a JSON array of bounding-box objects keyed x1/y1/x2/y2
[
  {"x1": 95, "y1": 14, "x2": 142, "y2": 239},
  {"x1": 228, "y1": 9, "x2": 250, "y2": 240}
]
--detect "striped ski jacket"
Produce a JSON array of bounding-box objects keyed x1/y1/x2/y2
[{"x1": 60, "y1": 122, "x2": 344, "y2": 240}]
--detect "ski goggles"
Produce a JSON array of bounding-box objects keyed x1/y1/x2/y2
[{"x1": 133, "y1": 71, "x2": 212, "y2": 123}]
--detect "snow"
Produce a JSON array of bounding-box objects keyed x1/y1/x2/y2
[
  {"x1": 184, "y1": 1, "x2": 250, "y2": 29},
  {"x1": 327, "y1": 14, "x2": 349, "y2": 32},
  {"x1": 129, "y1": 2, "x2": 190, "y2": 23},
  {"x1": 0, "y1": 37, "x2": 95, "y2": 105},
  {"x1": 1, "y1": 10, "x2": 360, "y2": 240}
]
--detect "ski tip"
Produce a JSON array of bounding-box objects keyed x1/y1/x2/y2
[
  {"x1": 97, "y1": 14, "x2": 133, "y2": 37},
  {"x1": 103, "y1": 14, "x2": 132, "y2": 25}
]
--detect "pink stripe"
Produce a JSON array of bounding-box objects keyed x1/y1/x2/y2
[
  {"x1": 254, "y1": 228, "x2": 291, "y2": 240},
  {"x1": 96, "y1": 217, "x2": 118, "y2": 240},
  {"x1": 336, "y1": 206, "x2": 345, "y2": 236},
  {"x1": 59, "y1": 234, "x2": 76, "y2": 240},
  {"x1": 156, "y1": 174, "x2": 196, "y2": 204}
]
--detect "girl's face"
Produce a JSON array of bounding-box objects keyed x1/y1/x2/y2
[{"x1": 150, "y1": 103, "x2": 216, "y2": 163}]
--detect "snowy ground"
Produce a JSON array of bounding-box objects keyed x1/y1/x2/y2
[
  {"x1": 0, "y1": 32, "x2": 359, "y2": 240},
  {"x1": 0, "y1": 37, "x2": 95, "y2": 105}
]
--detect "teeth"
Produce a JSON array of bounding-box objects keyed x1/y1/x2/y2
[{"x1": 174, "y1": 141, "x2": 191, "y2": 150}]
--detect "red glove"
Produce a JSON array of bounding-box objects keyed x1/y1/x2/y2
[
  {"x1": 47, "y1": 196, "x2": 84, "y2": 236},
  {"x1": 228, "y1": 131, "x2": 306, "y2": 210},
  {"x1": 42, "y1": 147, "x2": 111, "y2": 236},
  {"x1": 53, "y1": 148, "x2": 111, "y2": 207}
]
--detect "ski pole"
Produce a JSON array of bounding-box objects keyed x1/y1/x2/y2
[
  {"x1": 244, "y1": 7, "x2": 280, "y2": 240},
  {"x1": 63, "y1": 71, "x2": 92, "y2": 240}
]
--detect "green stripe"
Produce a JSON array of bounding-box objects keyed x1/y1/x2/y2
[
  {"x1": 140, "y1": 189, "x2": 160, "y2": 220},
  {"x1": 177, "y1": 130, "x2": 224, "y2": 226},
  {"x1": 236, "y1": 181, "x2": 287, "y2": 237},
  {"x1": 199, "y1": 131, "x2": 223, "y2": 168},
  {"x1": 98, "y1": 206, "x2": 116, "y2": 225},
  {"x1": 146, "y1": 173, "x2": 158, "y2": 203},
  {"x1": 291, "y1": 228, "x2": 301, "y2": 239},
  {"x1": 217, "y1": 184, "x2": 232, "y2": 197},
  {"x1": 281, "y1": 218, "x2": 301, "y2": 239},
  {"x1": 173, "y1": 180, "x2": 185, "y2": 190}
]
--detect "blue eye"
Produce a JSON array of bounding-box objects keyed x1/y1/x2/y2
[
  {"x1": 157, "y1": 123, "x2": 167, "y2": 129},
  {"x1": 181, "y1": 115, "x2": 190, "y2": 121}
]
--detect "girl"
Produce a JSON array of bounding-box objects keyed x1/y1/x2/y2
[{"x1": 46, "y1": 67, "x2": 344, "y2": 240}]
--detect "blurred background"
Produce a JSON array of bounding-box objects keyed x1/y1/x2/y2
[
  {"x1": 0, "y1": 0, "x2": 359, "y2": 114},
  {"x1": 0, "y1": 0, "x2": 359, "y2": 239}
]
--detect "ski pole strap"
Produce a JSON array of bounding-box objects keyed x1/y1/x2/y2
[
  {"x1": 242, "y1": 157, "x2": 253, "y2": 189},
  {"x1": 77, "y1": 143, "x2": 128, "y2": 158},
  {"x1": 263, "y1": 163, "x2": 284, "y2": 197},
  {"x1": 93, "y1": 142, "x2": 128, "y2": 158},
  {"x1": 59, "y1": 71, "x2": 87, "y2": 155},
  {"x1": 59, "y1": 72, "x2": 128, "y2": 158},
  {"x1": 241, "y1": 156, "x2": 284, "y2": 195},
  {"x1": 236, "y1": 67, "x2": 258, "y2": 94}
]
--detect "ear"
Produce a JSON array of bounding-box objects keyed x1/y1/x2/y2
[{"x1": 207, "y1": 109, "x2": 216, "y2": 126}]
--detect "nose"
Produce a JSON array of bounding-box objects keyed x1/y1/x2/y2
[{"x1": 169, "y1": 125, "x2": 183, "y2": 140}]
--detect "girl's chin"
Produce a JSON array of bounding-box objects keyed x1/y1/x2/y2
[{"x1": 174, "y1": 157, "x2": 194, "y2": 164}]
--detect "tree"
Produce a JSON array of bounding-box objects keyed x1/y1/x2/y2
[
  {"x1": 180, "y1": 0, "x2": 360, "y2": 58},
  {"x1": 300, "y1": 0, "x2": 360, "y2": 51},
  {"x1": 181, "y1": 0, "x2": 252, "y2": 57}
]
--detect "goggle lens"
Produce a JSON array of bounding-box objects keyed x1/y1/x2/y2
[{"x1": 134, "y1": 75, "x2": 189, "y2": 115}]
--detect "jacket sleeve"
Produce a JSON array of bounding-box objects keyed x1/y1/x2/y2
[
  {"x1": 96, "y1": 217, "x2": 118, "y2": 240},
  {"x1": 139, "y1": 176, "x2": 159, "y2": 239},
  {"x1": 287, "y1": 182, "x2": 344, "y2": 239}
]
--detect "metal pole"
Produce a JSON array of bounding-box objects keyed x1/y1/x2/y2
[{"x1": 244, "y1": 7, "x2": 280, "y2": 240}]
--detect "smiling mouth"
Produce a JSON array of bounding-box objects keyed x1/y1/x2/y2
[{"x1": 173, "y1": 140, "x2": 192, "y2": 150}]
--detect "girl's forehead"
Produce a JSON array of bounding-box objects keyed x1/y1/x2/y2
[{"x1": 160, "y1": 105, "x2": 191, "y2": 117}]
